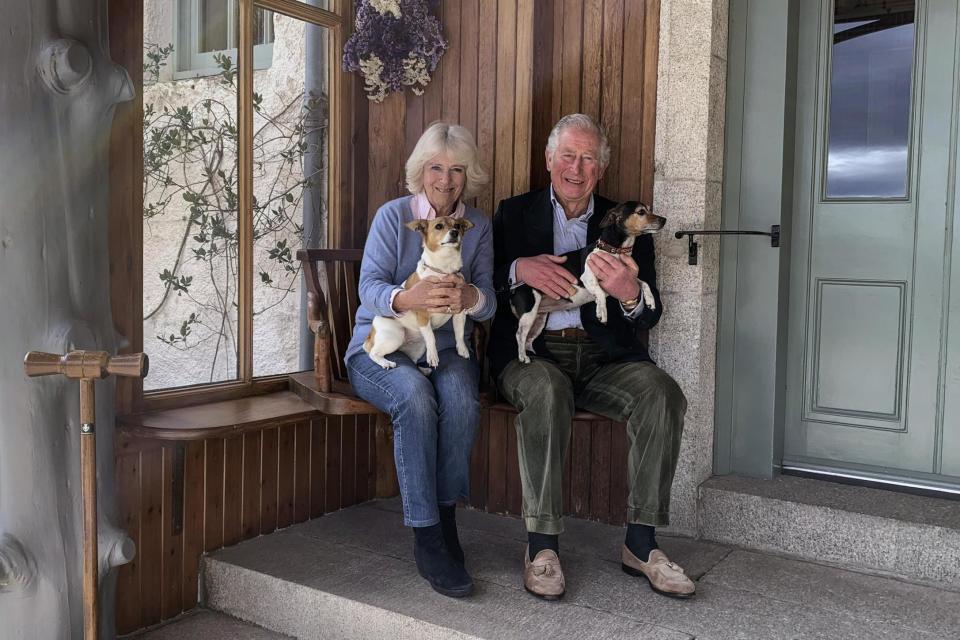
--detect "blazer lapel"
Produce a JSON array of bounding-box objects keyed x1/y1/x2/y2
[{"x1": 524, "y1": 188, "x2": 555, "y2": 256}]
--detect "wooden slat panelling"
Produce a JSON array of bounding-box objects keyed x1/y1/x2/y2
[
  {"x1": 294, "y1": 421, "x2": 313, "y2": 522},
  {"x1": 475, "y1": 0, "x2": 498, "y2": 217},
  {"x1": 512, "y1": 0, "x2": 534, "y2": 195},
  {"x1": 202, "y1": 439, "x2": 225, "y2": 551},
  {"x1": 223, "y1": 435, "x2": 244, "y2": 546},
  {"x1": 277, "y1": 424, "x2": 296, "y2": 528},
  {"x1": 440, "y1": 0, "x2": 462, "y2": 125},
  {"x1": 241, "y1": 431, "x2": 262, "y2": 540},
  {"x1": 581, "y1": 0, "x2": 604, "y2": 119},
  {"x1": 469, "y1": 408, "x2": 489, "y2": 509},
  {"x1": 493, "y1": 0, "x2": 517, "y2": 209},
  {"x1": 115, "y1": 453, "x2": 141, "y2": 634},
  {"x1": 600, "y1": 0, "x2": 625, "y2": 196},
  {"x1": 458, "y1": 0, "x2": 480, "y2": 147},
  {"x1": 325, "y1": 415, "x2": 343, "y2": 512},
  {"x1": 486, "y1": 409, "x2": 508, "y2": 513},
  {"x1": 181, "y1": 441, "x2": 205, "y2": 608},
  {"x1": 618, "y1": 0, "x2": 646, "y2": 202},
  {"x1": 117, "y1": 412, "x2": 376, "y2": 632},
  {"x1": 569, "y1": 420, "x2": 591, "y2": 518},
  {"x1": 260, "y1": 426, "x2": 279, "y2": 534},
  {"x1": 310, "y1": 417, "x2": 328, "y2": 517},
  {"x1": 639, "y1": 0, "x2": 660, "y2": 206},
  {"x1": 139, "y1": 449, "x2": 163, "y2": 627},
  {"x1": 589, "y1": 421, "x2": 612, "y2": 520},
  {"x1": 161, "y1": 446, "x2": 183, "y2": 620}
]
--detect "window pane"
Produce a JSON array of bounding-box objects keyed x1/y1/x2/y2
[
  {"x1": 825, "y1": 0, "x2": 915, "y2": 199},
  {"x1": 253, "y1": 7, "x2": 275, "y2": 46},
  {"x1": 199, "y1": 0, "x2": 230, "y2": 53},
  {"x1": 143, "y1": 18, "x2": 240, "y2": 390},
  {"x1": 252, "y1": 19, "x2": 330, "y2": 377}
]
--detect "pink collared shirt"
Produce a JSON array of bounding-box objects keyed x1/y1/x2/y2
[{"x1": 411, "y1": 191, "x2": 466, "y2": 220}]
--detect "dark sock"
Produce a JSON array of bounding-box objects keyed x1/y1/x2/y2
[
  {"x1": 528, "y1": 532, "x2": 559, "y2": 561},
  {"x1": 438, "y1": 504, "x2": 464, "y2": 566},
  {"x1": 625, "y1": 523, "x2": 659, "y2": 561},
  {"x1": 413, "y1": 523, "x2": 473, "y2": 597}
]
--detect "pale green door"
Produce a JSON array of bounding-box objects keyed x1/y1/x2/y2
[{"x1": 785, "y1": 0, "x2": 960, "y2": 485}]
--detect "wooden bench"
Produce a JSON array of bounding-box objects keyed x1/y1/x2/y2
[{"x1": 295, "y1": 248, "x2": 635, "y2": 526}]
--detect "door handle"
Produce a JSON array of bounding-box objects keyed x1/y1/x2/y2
[{"x1": 674, "y1": 225, "x2": 780, "y2": 265}]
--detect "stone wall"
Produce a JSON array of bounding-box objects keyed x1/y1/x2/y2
[{"x1": 651, "y1": 0, "x2": 728, "y2": 535}]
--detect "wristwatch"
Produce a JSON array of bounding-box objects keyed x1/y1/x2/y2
[{"x1": 621, "y1": 295, "x2": 640, "y2": 311}]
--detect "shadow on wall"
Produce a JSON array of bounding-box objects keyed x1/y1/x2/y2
[{"x1": 0, "y1": 0, "x2": 135, "y2": 637}]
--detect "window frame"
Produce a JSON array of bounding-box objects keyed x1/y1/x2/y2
[{"x1": 127, "y1": 0, "x2": 348, "y2": 413}]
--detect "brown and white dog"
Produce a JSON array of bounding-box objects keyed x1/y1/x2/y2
[
  {"x1": 364, "y1": 216, "x2": 475, "y2": 370},
  {"x1": 510, "y1": 201, "x2": 665, "y2": 364}
]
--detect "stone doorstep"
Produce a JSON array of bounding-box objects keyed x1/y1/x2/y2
[
  {"x1": 698, "y1": 474, "x2": 960, "y2": 588},
  {"x1": 200, "y1": 500, "x2": 960, "y2": 640}
]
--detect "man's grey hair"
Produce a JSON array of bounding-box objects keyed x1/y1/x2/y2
[{"x1": 545, "y1": 113, "x2": 611, "y2": 167}]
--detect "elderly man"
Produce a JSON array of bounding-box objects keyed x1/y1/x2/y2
[{"x1": 488, "y1": 114, "x2": 692, "y2": 600}]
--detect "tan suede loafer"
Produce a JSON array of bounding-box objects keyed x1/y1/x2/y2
[
  {"x1": 523, "y1": 546, "x2": 565, "y2": 600},
  {"x1": 621, "y1": 546, "x2": 695, "y2": 599}
]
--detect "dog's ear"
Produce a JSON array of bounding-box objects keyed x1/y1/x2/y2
[
  {"x1": 405, "y1": 219, "x2": 429, "y2": 233},
  {"x1": 599, "y1": 209, "x2": 623, "y2": 228},
  {"x1": 455, "y1": 218, "x2": 475, "y2": 231}
]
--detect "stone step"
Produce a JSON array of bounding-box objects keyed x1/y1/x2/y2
[
  {"x1": 127, "y1": 609, "x2": 292, "y2": 639},
  {"x1": 202, "y1": 499, "x2": 960, "y2": 639},
  {"x1": 698, "y1": 474, "x2": 960, "y2": 588}
]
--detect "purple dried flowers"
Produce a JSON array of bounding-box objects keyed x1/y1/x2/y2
[{"x1": 342, "y1": 0, "x2": 447, "y2": 102}]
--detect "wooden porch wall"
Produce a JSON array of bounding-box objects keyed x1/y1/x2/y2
[
  {"x1": 114, "y1": 415, "x2": 374, "y2": 634},
  {"x1": 341, "y1": 0, "x2": 660, "y2": 246}
]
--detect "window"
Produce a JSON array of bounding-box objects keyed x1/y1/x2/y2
[
  {"x1": 825, "y1": 0, "x2": 916, "y2": 199},
  {"x1": 176, "y1": 0, "x2": 276, "y2": 78},
  {"x1": 138, "y1": 0, "x2": 344, "y2": 404}
]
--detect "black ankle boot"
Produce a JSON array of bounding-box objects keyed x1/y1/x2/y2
[
  {"x1": 413, "y1": 523, "x2": 473, "y2": 598},
  {"x1": 438, "y1": 504, "x2": 465, "y2": 566}
]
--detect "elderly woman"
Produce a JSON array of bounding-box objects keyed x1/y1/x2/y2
[{"x1": 344, "y1": 122, "x2": 495, "y2": 597}]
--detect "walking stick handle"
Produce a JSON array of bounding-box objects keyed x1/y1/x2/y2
[{"x1": 24, "y1": 350, "x2": 148, "y2": 380}]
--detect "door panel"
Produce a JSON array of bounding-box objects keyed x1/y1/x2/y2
[{"x1": 785, "y1": 0, "x2": 959, "y2": 478}]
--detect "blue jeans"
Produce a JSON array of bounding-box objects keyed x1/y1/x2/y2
[{"x1": 347, "y1": 348, "x2": 481, "y2": 527}]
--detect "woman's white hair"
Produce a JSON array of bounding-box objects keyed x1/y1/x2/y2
[
  {"x1": 545, "y1": 113, "x2": 611, "y2": 167},
  {"x1": 405, "y1": 122, "x2": 489, "y2": 199}
]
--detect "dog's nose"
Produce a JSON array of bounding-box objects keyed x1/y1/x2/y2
[{"x1": 449, "y1": 229, "x2": 459, "y2": 238}]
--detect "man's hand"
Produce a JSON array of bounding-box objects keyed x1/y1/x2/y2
[
  {"x1": 515, "y1": 254, "x2": 579, "y2": 300},
  {"x1": 586, "y1": 252, "x2": 640, "y2": 302}
]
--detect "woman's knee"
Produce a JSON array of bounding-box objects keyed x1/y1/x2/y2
[{"x1": 392, "y1": 376, "x2": 439, "y2": 424}]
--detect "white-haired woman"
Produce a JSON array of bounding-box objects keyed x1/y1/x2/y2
[{"x1": 344, "y1": 123, "x2": 495, "y2": 598}]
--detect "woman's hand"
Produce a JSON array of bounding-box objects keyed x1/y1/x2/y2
[{"x1": 394, "y1": 275, "x2": 478, "y2": 314}]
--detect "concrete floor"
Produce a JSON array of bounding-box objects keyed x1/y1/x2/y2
[{"x1": 136, "y1": 498, "x2": 960, "y2": 639}]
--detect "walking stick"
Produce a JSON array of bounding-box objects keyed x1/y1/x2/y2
[{"x1": 23, "y1": 350, "x2": 148, "y2": 640}]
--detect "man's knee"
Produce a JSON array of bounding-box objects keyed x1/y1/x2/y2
[
  {"x1": 500, "y1": 359, "x2": 574, "y2": 415},
  {"x1": 625, "y1": 365, "x2": 688, "y2": 424}
]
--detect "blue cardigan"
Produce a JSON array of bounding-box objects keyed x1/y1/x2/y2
[{"x1": 345, "y1": 196, "x2": 497, "y2": 364}]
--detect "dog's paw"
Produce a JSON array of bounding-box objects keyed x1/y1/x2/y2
[
  {"x1": 518, "y1": 353, "x2": 531, "y2": 364},
  {"x1": 426, "y1": 352, "x2": 440, "y2": 368},
  {"x1": 457, "y1": 344, "x2": 471, "y2": 359},
  {"x1": 380, "y1": 360, "x2": 397, "y2": 370},
  {"x1": 597, "y1": 309, "x2": 608, "y2": 324},
  {"x1": 640, "y1": 281, "x2": 656, "y2": 310}
]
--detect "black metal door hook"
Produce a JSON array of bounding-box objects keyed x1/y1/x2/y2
[{"x1": 674, "y1": 225, "x2": 780, "y2": 265}]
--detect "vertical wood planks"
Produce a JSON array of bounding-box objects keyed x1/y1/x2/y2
[
  {"x1": 260, "y1": 426, "x2": 279, "y2": 534},
  {"x1": 618, "y1": 0, "x2": 646, "y2": 201},
  {"x1": 355, "y1": 414, "x2": 371, "y2": 503},
  {"x1": 115, "y1": 452, "x2": 141, "y2": 634},
  {"x1": 513, "y1": 0, "x2": 534, "y2": 196},
  {"x1": 222, "y1": 435, "x2": 244, "y2": 546},
  {"x1": 325, "y1": 415, "x2": 343, "y2": 512},
  {"x1": 440, "y1": 0, "x2": 462, "y2": 125},
  {"x1": 138, "y1": 449, "x2": 163, "y2": 626},
  {"x1": 277, "y1": 424, "x2": 296, "y2": 528},
  {"x1": 609, "y1": 422, "x2": 629, "y2": 526},
  {"x1": 469, "y1": 408, "x2": 489, "y2": 509},
  {"x1": 476, "y1": 0, "x2": 498, "y2": 216},
  {"x1": 181, "y1": 441, "x2": 205, "y2": 608},
  {"x1": 493, "y1": 0, "x2": 517, "y2": 209},
  {"x1": 486, "y1": 409, "x2": 508, "y2": 513},
  {"x1": 161, "y1": 446, "x2": 183, "y2": 620},
  {"x1": 310, "y1": 416, "x2": 328, "y2": 517},
  {"x1": 600, "y1": 0, "x2": 625, "y2": 197},
  {"x1": 203, "y1": 439, "x2": 224, "y2": 551},
  {"x1": 241, "y1": 431, "x2": 262, "y2": 540},
  {"x1": 294, "y1": 421, "x2": 313, "y2": 522}
]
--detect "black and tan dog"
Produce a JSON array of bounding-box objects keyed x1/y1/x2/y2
[{"x1": 510, "y1": 201, "x2": 665, "y2": 364}]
